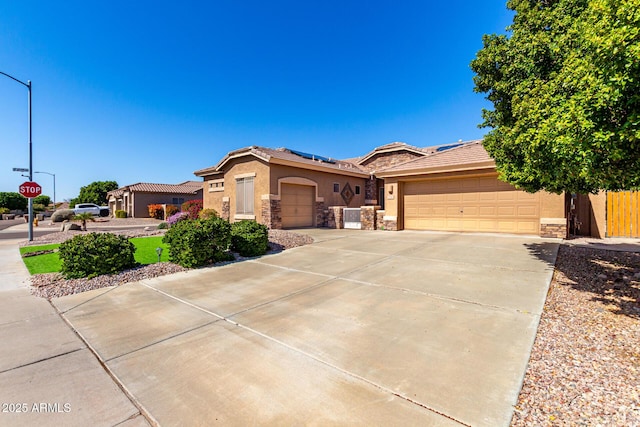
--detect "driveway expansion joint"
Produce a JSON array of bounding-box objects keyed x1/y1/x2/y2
[{"x1": 0, "y1": 348, "x2": 83, "y2": 374}]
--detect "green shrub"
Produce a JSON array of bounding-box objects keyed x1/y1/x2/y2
[
  {"x1": 59, "y1": 233, "x2": 137, "y2": 279},
  {"x1": 0, "y1": 192, "x2": 27, "y2": 211},
  {"x1": 198, "y1": 208, "x2": 218, "y2": 219},
  {"x1": 230, "y1": 220, "x2": 269, "y2": 257},
  {"x1": 33, "y1": 195, "x2": 51, "y2": 207},
  {"x1": 115, "y1": 210, "x2": 127, "y2": 218},
  {"x1": 32, "y1": 203, "x2": 46, "y2": 212},
  {"x1": 162, "y1": 216, "x2": 232, "y2": 268},
  {"x1": 0, "y1": 207, "x2": 10, "y2": 215},
  {"x1": 157, "y1": 222, "x2": 168, "y2": 229}
]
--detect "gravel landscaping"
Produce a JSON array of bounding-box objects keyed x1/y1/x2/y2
[{"x1": 512, "y1": 245, "x2": 640, "y2": 426}]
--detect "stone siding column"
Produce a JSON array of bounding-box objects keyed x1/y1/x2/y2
[
  {"x1": 327, "y1": 206, "x2": 344, "y2": 229},
  {"x1": 315, "y1": 201, "x2": 326, "y2": 227},
  {"x1": 364, "y1": 178, "x2": 377, "y2": 205},
  {"x1": 261, "y1": 195, "x2": 281, "y2": 229},
  {"x1": 360, "y1": 206, "x2": 378, "y2": 230},
  {"x1": 221, "y1": 197, "x2": 230, "y2": 221},
  {"x1": 539, "y1": 218, "x2": 567, "y2": 238}
]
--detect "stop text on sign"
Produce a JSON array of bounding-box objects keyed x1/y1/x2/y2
[{"x1": 19, "y1": 181, "x2": 42, "y2": 198}]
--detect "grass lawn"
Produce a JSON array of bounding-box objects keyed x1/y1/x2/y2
[{"x1": 20, "y1": 236, "x2": 170, "y2": 275}]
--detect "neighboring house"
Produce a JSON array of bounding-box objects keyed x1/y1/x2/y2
[
  {"x1": 107, "y1": 181, "x2": 203, "y2": 218},
  {"x1": 195, "y1": 141, "x2": 570, "y2": 238}
]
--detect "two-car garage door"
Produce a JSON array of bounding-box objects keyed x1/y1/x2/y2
[{"x1": 403, "y1": 176, "x2": 540, "y2": 234}]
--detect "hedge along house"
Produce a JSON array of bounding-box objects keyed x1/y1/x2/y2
[
  {"x1": 194, "y1": 141, "x2": 568, "y2": 238},
  {"x1": 107, "y1": 181, "x2": 203, "y2": 218},
  {"x1": 193, "y1": 146, "x2": 370, "y2": 228}
]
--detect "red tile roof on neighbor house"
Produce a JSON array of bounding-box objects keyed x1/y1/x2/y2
[
  {"x1": 108, "y1": 181, "x2": 202, "y2": 197},
  {"x1": 376, "y1": 140, "x2": 493, "y2": 175},
  {"x1": 194, "y1": 146, "x2": 369, "y2": 177}
]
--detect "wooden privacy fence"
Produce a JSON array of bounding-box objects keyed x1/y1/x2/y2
[{"x1": 607, "y1": 191, "x2": 640, "y2": 238}]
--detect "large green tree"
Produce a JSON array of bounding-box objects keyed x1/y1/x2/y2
[
  {"x1": 70, "y1": 181, "x2": 118, "y2": 206},
  {"x1": 471, "y1": 0, "x2": 640, "y2": 193},
  {"x1": 0, "y1": 192, "x2": 28, "y2": 211}
]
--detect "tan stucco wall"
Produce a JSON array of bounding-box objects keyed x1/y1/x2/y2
[
  {"x1": 268, "y1": 164, "x2": 367, "y2": 207},
  {"x1": 539, "y1": 191, "x2": 565, "y2": 219},
  {"x1": 201, "y1": 158, "x2": 270, "y2": 222},
  {"x1": 589, "y1": 192, "x2": 607, "y2": 238}
]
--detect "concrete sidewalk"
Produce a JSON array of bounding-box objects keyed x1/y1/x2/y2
[{"x1": 0, "y1": 233, "x2": 150, "y2": 427}]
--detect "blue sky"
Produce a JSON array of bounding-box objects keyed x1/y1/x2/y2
[{"x1": 0, "y1": 1, "x2": 512, "y2": 202}]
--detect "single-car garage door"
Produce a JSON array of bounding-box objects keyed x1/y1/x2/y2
[
  {"x1": 281, "y1": 183, "x2": 315, "y2": 228},
  {"x1": 403, "y1": 176, "x2": 540, "y2": 234}
]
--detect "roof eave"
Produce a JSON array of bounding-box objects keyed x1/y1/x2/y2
[
  {"x1": 375, "y1": 160, "x2": 496, "y2": 178},
  {"x1": 270, "y1": 157, "x2": 370, "y2": 178}
]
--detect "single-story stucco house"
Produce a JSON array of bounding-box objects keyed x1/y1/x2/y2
[
  {"x1": 194, "y1": 140, "x2": 639, "y2": 239},
  {"x1": 107, "y1": 181, "x2": 203, "y2": 218}
]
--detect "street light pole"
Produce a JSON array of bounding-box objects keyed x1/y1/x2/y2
[
  {"x1": 1, "y1": 71, "x2": 34, "y2": 241},
  {"x1": 35, "y1": 171, "x2": 55, "y2": 207}
]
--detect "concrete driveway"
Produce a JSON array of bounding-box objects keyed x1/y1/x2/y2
[{"x1": 52, "y1": 229, "x2": 558, "y2": 426}]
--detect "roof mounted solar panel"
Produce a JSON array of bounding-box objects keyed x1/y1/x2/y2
[
  {"x1": 289, "y1": 148, "x2": 336, "y2": 164},
  {"x1": 436, "y1": 143, "x2": 463, "y2": 152}
]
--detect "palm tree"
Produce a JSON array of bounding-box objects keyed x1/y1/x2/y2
[{"x1": 72, "y1": 212, "x2": 95, "y2": 231}]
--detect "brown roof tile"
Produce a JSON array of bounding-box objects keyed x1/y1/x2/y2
[
  {"x1": 108, "y1": 181, "x2": 202, "y2": 196},
  {"x1": 195, "y1": 146, "x2": 369, "y2": 177},
  {"x1": 377, "y1": 140, "x2": 492, "y2": 174}
]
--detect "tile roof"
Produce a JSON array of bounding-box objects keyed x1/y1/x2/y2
[
  {"x1": 356, "y1": 141, "x2": 428, "y2": 164},
  {"x1": 377, "y1": 140, "x2": 492, "y2": 174},
  {"x1": 108, "y1": 181, "x2": 202, "y2": 196},
  {"x1": 194, "y1": 146, "x2": 369, "y2": 177}
]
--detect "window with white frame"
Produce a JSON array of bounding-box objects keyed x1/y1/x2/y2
[{"x1": 236, "y1": 177, "x2": 254, "y2": 215}]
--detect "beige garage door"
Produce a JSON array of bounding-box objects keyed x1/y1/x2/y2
[
  {"x1": 403, "y1": 176, "x2": 540, "y2": 234},
  {"x1": 281, "y1": 184, "x2": 315, "y2": 228}
]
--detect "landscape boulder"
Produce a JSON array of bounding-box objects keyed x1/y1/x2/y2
[
  {"x1": 60, "y1": 222, "x2": 82, "y2": 232},
  {"x1": 51, "y1": 209, "x2": 75, "y2": 223}
]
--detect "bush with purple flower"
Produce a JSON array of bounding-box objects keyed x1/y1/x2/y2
[{"x1": 167, "y1": 211, "x2": 189, "y2": 225}]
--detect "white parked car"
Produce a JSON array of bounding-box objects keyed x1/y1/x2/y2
[{"x1": 73, "y1": 203, "x2": 110, "y2": 217}]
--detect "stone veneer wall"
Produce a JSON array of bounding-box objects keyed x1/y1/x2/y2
[
  {"x1": 539, "y1": 218, "x2": 567, "y2": 238},
  {"x1": 360, "y1": 206, "x2": 378, "y2": 230},
  {"x1": 375, "y1": 210, "x2": 398, "y2": 231},
  {"x1": 261, "y1": 195, "x2": 282, "y2": 229},
  {"x1": 327, "y1": 206, "x2": 344, "y2": 229},
  {"x1": 221, "y1": 197, "x2": 230, "y2": 221},
  {"x1": 364, "y1": 179, "x2": 376, "y2": 203},
  {"x1": 316, "y1": 202, "x2": 326, "y2": 227}
]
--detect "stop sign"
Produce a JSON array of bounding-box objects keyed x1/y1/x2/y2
[{"x1": 19, "y1": 181, "x2": 42, "y2": 198}]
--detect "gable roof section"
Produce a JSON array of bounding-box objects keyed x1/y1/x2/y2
[
  {"x1": 107, "y1": 181, "x2": 202, "y2": 197},
  {"x1": 356, "y1": 141, "x2": 429, "y2": 165},
  {"x1": 375, "y1": 140, "x2": 494, "y2": 177},
  {"x1": 194, "y1": 146, "x2": 369, "y2": 178}
]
